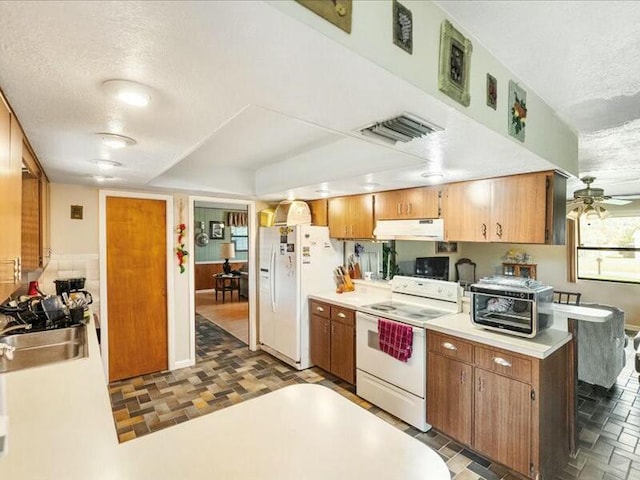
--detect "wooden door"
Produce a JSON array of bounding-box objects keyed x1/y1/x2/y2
[
  {"x1": 0, "y1": 110, "x2": 22, "y2": 302},
  {"x1": 328, "y1": 196, "x2": 349, "y2": 238},
  {"x1": 427, "y1": 353, "x2": 473, "y2": 445},
  {"x1": 309, "y1": 314, "x2": 330, "y2": 372},
  {"x1": 442, "y1": 180, "x2": 491, "y2": 242},
  {"x1": 330, "y1": 320, "x2": 355, "y2": 383},
  {"x1": 491, "y1": 173, "x2": 547, "y2": 243},
  {"x1": 350, "y1": 194, "x2": 374, "y2": 239},
  {"x1": 106, "y1": 197, "x2": 168, "y2": 382},
  {"x1": 474, "y1": 369, "x2": 531, "y2": 476}
]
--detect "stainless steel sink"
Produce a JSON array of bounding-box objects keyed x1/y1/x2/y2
[{"x1": 0, "y1": 325, "x2": 88, "y2": 373}]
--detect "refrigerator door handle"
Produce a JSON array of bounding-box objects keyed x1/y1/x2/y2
[{"x1": 270, "y1": 245, "x2": 276, "y2": 312}]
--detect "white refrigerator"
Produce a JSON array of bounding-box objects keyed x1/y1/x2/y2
[{"x1": 259, "y1": 225, "x2": 340, "y2": 370}]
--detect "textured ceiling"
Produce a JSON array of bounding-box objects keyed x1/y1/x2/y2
[{"x1": 436, "y1": 0, "x2": 640, "y2": 197}]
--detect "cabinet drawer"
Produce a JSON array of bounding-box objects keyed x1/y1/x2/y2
[
  {"x1": 428, "y1": 332, "x2": 473, "y2": 363},
  {"x1": 330, "y1": 306, "x2": 354, "y2": 326},
  {"x1": 475, "y1": 346, "x2": 531, "y2": 383},
  {"x1": 310, "y1": 300, "x2": 330, "y2": 319}
]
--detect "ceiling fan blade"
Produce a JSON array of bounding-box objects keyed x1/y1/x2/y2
[{"x1": 601, "y1": 198, "x2": 631, "y2": 206}]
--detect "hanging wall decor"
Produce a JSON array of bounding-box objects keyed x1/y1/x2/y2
[
  {"x1": 486, "y1": 73, "x2": 497, "y2": 110},
  {"x1": 393, "y1": 0, "x2": 413, "y2": 54},
  {"x1": 296, "y1": 0, "x2": 352, "y2": 34},
  {"x1": 175, "y1": 199, "x2": 188, "y2": 274},
  {"x1": 438, "y1": 20, "x2": 473, "y2": 107},
  {"x1": 508, "y1": 80, "x2": 527, "y2": 142}
]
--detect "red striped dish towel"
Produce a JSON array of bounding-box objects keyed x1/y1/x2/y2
[{"x1": 378, "y1": 318, "x2": 413, "y2": 362}]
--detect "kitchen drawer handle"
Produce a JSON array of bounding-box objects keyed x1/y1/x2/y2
[
  {"x1": 316, "y1": 306, "x2": 325, "y2": 312},
  {"x1": 442, "y1": 342, "x2": 457, "y2": 351},
  {"x1": 337, "y1": 312, "x2": 346, "y2": 318},
  {"x1": 493, "y1": 356, "x2": 512, "y2": 368}
]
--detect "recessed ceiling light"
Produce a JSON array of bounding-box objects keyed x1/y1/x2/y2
[
  {"x1": 98, "y1": 133, "x2": 136, "y2": 149},
  {"x1": 94, "y1": 159, "x2": 122, "y2": 170},
  {"x1": 315, "y1": 189, "x2": 329, "y2": 198},
  {"x1": 89, "y1": 174, "x2": 113, "y2": 182},
  {"x1": 286, "y1": 191, "x2": 296, "y2": 201},
  {"x1": 102, "y1": 79, "x2": 152, "y2": 107},
  {"x1": 363, "y1": 183, "x2": 379, "y2": 191},
  {"x1": 421, "y1": 172, "x2": 445, "y2": 184}
]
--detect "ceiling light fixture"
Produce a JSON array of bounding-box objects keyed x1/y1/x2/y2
[
  {"x1": 94, "y1": 159, "x2": 122, "y2": 170},
  {"x1": 421, "y1": 172, "x2": 445, "y2": 184},
  {"x1": 102, "y1": 79, "x2": 152, "y2": 107},
  {"x1": 363, "y1": 182, "x2": 379, "y2": 191},
  {"x1": 98, "y1": 133, "x2": 136, "y2": 149},
  {"x1": 567, "y1": 203, "x2": 610, "y2": 221},
  {"x1": 315, "y1": 189, "x2": 330, "y2": 198},
  {"x1": 89, "y1": 174, "x2": 113, "y2": 183}
]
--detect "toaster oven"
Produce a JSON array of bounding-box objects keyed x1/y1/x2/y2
[{"x1": 470, "y1": 276, "x2": 554, "y2": 338}]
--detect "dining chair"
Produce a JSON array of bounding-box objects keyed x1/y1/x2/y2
[
  {"x1": 553, "y1": 291, "x2": 582, "y2": 305},
  {"x1": 455, "y1": 258, "x2": 476, "y2": 289}
]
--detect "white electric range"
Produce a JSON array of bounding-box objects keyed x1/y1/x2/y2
[{"x1": 356, "y1": 276, "x2": 461, "y2": 432}]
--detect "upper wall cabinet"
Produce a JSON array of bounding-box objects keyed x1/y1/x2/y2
[
  {"x1": 374, "y1": 186, "x2": 440, "y2": 220},
  {"x1": 22, "y1": 142, "x2": 50, "y2": 272},
  {"x1": 442, "y1": 171, "x2": 566, "y2": 244},
  {"x1": 328, "y1": 194, "x2": 374, "y2": 239},
  {"x1": 0, "y1": 106, "x2": 24, "y2": 301},
  {"x1": 307, "y1": 198, "x2": 328, "y2": 226}
]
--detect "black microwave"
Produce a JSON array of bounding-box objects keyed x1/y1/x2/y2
[{"x1": 469, "y1": 282, "x2": 554, "y2": 338}]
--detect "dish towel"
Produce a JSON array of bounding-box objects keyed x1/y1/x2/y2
[{"x1": 378, "y1": 318, "x2": 413, "y2": 362}]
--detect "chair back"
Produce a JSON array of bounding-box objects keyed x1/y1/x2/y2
[
  {"x1": 553, "y1": 291, "x2": 581, "y2": 305},
  {"x1": 455, "y1": 258, "x2": 476, "y2": 287}
]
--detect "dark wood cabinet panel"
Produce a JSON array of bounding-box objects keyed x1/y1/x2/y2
[
  {"x1": 330, "y1": 320, "x2": 355, "y2": 384},
  {"x1": 474, "y1": 369, "x2": 531, "y2": 476},
  {"x1": 427, "y1": 353, "x2": 473, "y2": 445},
  {"x1": 310, "y1": 314, "x2": 331, "y2": 372}
]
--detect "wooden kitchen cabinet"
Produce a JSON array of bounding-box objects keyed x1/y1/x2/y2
[
  {"x1": 442, "y1": 171, "x2": 566, "y2": 244},
  {"x1": 426, "y1": 330, "x2": 572, "y2": 479},
  {"x1": 327, "y1": 194, "x2": 374, "y2": 239},
  {"x1": 309, "y1": 300, "x2": 355, "y2": 384},
  {"x1": 307, "y1": 198, "x2": 328, "y2": 226},
  {"x1": 0, "y1": 104, "x2": 23, "y2": 302},
  {"x1": 375, "y1": 186, "x2": 439, "y2": 220}
]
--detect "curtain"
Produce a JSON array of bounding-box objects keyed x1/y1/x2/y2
[
  {"x1": 566, "y1": 218, "x2": 577, "y2": 282},
  {"x1": 227, "y1": 212, "x2": 248, "y2": 227}
]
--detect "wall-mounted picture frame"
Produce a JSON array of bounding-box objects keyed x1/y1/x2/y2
[
  {"x1": 508, "y1": 80, "x2": 527, "y2": 142},
  {"x1": 486, "y1": 73, "x2": 497, "y2": 110},
  {"x1": 436, "y1": 241, "x2": 458, "y2": 254},
  {"x1": 209, "y1": 221, "x2": 225, "y2": 239},
  {"x1": 438, "y1": 20, "x2": 473, "y2": 107},
  {"x1": 296, "y1": 0, "x2": 352, "y2": 34},
  {"x1": 393, "y1": 0, "x2": 413, "y2": 54}
]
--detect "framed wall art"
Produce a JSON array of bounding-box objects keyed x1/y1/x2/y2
[
  {"x1": 486, "y1": 73, "x2": 497, "y2": 110},
  {"x1": 438, "y1": 20, "x2": 473, "y2": 107},
  {"x1": 296, "y1": 0, "x2": 352, "y2": 34},
  {"x1": 209, "y1": 221, "x2": 225, "y2": 240},
  {"x1": 393, "y1": 0, "x2": 413, "y2": 54},
  {"x1": 436, "y1": 241, "x2": 458, "y2": 254},
  {"x1": 508, "y1": 80, "x2": 527, "y2": 142}
]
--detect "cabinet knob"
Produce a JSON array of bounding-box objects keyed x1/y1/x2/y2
[
  {"x1": 337, "y1": 312, "x2": 346, "y2": 318},
  {"x1": 492, "y1": 356, "x2": 512, "y2": 368},
  {"x1": 316, "y1": 306, "x2": 325, "y2": 312},
  {"x1": 442, "y1": 342, "x2": 457, "y2": 351}
]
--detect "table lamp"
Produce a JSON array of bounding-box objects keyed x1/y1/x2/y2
[{"x1": 220, "y1": 242, "x2": 236, "y2": 274}]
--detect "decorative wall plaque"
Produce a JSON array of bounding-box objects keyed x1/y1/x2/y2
[
  {"x1": 70, "y1": 205, "x2": 83, "y2": 220},
  {"x1": 486, "y1": 73, "x2": 497, "y2": 110},
  {"x1": 296, "y1": 0, "x2": 352, "y2": 34},
  {"x1": 508, "y1": 80, "x2": 527, "y2": 142},
  {"x1": 438, "y1": 20, "x2": 473, "y2": 107},
  {"x1": 393, "y1": 0, "x2": 413, "y2": 54}
]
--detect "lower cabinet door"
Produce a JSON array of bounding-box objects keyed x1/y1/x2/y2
[
  {"x1": 330, "y1": 320, "x2": 355, "y2": 384},
  {"x1": 310, "y1": 314, "x2": 331, "y2": 372},
  {"x1": 427, "y1": 353, "x2": 473, "y2": 445},
  {"x1": 474, "y1": 369, "x2": 531, "y2": 476}
]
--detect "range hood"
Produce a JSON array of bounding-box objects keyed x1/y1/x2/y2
[{"x1": 374, "y1": 219, "x2": 444, "y2": 241}]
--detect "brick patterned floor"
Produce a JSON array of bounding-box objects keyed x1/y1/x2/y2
[{"x1": 109, "y1": 318, "x2": 640, "y2": 479}]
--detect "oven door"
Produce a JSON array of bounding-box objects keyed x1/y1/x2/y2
[
  {"x1": 356, "y1": 312, "x2": 425, "y2": 398},
  {"x1": 471, "y1": 291, "x2": 536, "y2": 337}
]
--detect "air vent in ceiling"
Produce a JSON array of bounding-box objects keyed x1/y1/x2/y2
[{"x1": 359, "y1": 113, "x2": 443, "y2": 145}]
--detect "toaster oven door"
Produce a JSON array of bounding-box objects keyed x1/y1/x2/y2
[{"x1": 471, "y1": 291, "x2": 536, "y2": 337}]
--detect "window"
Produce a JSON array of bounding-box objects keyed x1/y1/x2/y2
[
  {"x1": 577, "y1": 215, "x2": 640, "y2": 283},
  {"x1": 230, "y1": 225, "x2": 248, "y2": 252}
]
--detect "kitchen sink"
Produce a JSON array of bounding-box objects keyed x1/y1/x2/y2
[{"x1": 0, "y1": 325, "x2": 88, "y2": 373}]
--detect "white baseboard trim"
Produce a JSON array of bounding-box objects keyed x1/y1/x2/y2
[{"x1": 172, "y1": 359, "x2": 195, "y2": 370}]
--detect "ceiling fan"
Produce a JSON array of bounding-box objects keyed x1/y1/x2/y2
[{"x1": 566, "y1": 176, "x2": 632, "y2": 220}]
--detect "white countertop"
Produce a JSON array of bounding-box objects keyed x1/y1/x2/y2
[{"x1": 0, "y1": 319, "x2": 449, "y2": 479}]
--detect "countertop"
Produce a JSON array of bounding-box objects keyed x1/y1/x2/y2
[{"x1": 0, "y1": 319, "x2": 449, "y2": 479}]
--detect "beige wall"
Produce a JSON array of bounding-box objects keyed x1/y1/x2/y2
[{"x1": 50, "y1": 183, "x2": 99, "y2": 255}]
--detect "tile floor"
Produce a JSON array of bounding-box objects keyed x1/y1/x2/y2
[{"x1": 109, "y1": 319, "x2": 640, "y2": 479}]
